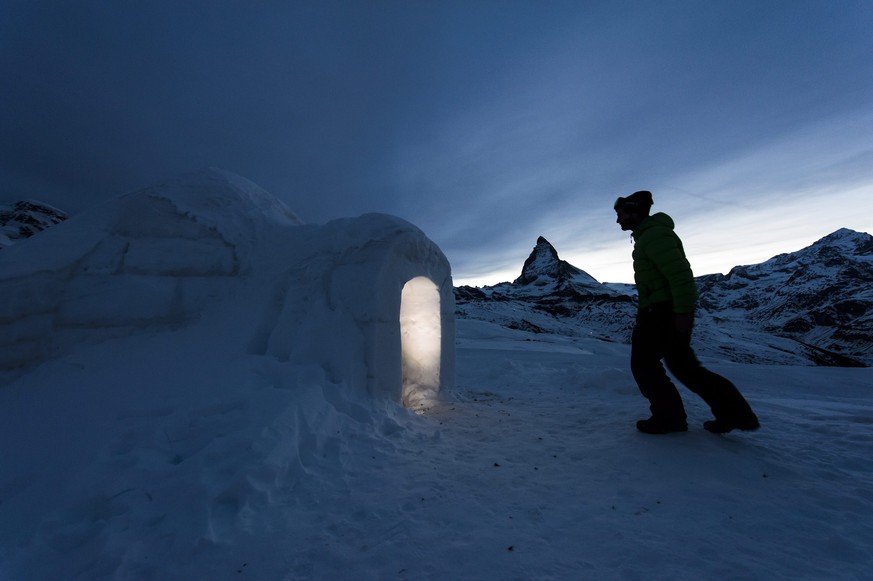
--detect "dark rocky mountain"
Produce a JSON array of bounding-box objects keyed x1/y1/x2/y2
[
  {"x1": 513, "y1": 236, "x2": 596, "y2": 286},
  {"x1": 0, "y1": 200, "x2": 68, "y2": 249},
  {"x1": 456, "y1": 230, "x2": 872, "y2": 367}
]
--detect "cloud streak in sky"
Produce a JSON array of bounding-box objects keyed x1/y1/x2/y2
[{"x1": 2, "y1": 0, "x2": 871, "y2": 284}]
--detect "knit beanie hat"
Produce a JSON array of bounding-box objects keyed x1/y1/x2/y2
[{"x1": 614, "y1": 190, "x2": 653, "y2": 213}]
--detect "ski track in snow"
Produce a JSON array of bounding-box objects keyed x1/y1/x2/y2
[{"x1": 1, "y1": 321, "x2": 872, "y2": 580}]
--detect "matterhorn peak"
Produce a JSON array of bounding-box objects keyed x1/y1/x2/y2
[{"x1": 514, "y1": 236, "x2": 593, "y2": 286}]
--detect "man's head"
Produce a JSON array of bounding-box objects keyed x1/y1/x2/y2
[{"x1": 614, "y1": 190, "x2": 653, "y2": 231}]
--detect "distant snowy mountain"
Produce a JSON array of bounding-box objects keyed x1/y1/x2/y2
[
  {"x1": 455, "y1": 236, "x2": 635, "y2": 342},
  {"x1": 0, "y1": 200, "x2": 68, "y2": 249},
  {"x1": 456, "y1": 230, "x2": 872, "y2": 367},
  {"x1": 695, "y1": 228, "x2": 873, "y2": 367},
  {"x1": 513, "y1": 236, "x2": 599, "y2": 288}
]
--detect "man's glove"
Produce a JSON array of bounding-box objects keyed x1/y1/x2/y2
[{"x1": 673, "y1": 312, "x2": 695, "y2": 334}]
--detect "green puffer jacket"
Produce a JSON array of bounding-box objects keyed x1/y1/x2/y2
[{"x1": 631, "y1": 212, "x2": 698, "y2": 313}]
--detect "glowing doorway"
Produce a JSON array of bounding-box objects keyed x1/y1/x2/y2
[{"x1": 400, "y1": 276, "x2": 441, "y2": 408}]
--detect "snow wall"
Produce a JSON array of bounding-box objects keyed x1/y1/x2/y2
[{"x1": 0, "y1": 168, "x2": 455, "y2": 406}]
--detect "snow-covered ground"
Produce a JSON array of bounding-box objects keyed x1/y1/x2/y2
[{"x1": 1, "y1": 316, "x2": 871, "y2": 580}]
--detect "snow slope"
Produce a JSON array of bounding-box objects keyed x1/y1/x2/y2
[{"x1": 1, "y1": 172, "x2": 872, "y2": 579}]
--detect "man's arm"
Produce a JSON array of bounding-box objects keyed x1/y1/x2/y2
[{"x1": 644, "y1": 227, "x2": 698, "y2": 316}]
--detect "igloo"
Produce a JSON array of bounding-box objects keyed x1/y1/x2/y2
[{"x1": 0, "y1": 169, "x2": 455, "y2": 406}]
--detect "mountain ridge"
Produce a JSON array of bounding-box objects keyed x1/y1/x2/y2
[{"x1": 456, "y1": 229, "x2": 872, "y2": 367}]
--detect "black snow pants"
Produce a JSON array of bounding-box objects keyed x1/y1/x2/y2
[{"x1": 630, "y1": 302, "x2": 755, "y2": 422}]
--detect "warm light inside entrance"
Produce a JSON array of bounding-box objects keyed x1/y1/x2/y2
[{"x1": 400, "y1": 277, "x2": 441, "y2": 408}]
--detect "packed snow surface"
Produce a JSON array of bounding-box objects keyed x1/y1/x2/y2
[
  {"x1": 1, "y1": 170, "x2": 871, "y2": 579},
  {"x1": 1, "y1": 319, "x2": 871, "y2": 580}
]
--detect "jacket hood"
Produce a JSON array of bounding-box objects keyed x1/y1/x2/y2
[{"x1": 633, "y1": 212, "x2": 674, "y2": 238}]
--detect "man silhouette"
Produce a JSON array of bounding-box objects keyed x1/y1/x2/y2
[{"x1": 614, "y1": 190, "x2": 760, "y2": 434}]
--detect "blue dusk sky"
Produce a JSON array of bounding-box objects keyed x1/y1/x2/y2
[{"x1": 2, "y1": 0, "x2": 871, "y2": 284}]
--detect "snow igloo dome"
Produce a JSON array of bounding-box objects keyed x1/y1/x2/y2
[{"x1": 0, "y1": 168, "x2": 455, "y2": 407}]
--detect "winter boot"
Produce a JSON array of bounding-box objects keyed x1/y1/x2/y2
[
  {"x1": 703, "y1": 413, "x2": 760, "y2": 434},
  {"x1": 636, "y1": 417, "x2": 688, "y2": 435}
]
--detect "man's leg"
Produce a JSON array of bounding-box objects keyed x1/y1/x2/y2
[
  {"x1": 631, "y1": 308, "x2": 687, "y2": 430},
  {"x1": 664, "y1": 331, "x2": 759, "y2": 432}
]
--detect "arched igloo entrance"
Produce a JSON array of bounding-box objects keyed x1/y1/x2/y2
[
  {"x1": 317, "y1": 213, "x2": 454, "y2": 406},
  {"x1": 400, "y1": 276, "x2": 441, "y2": 408}
]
